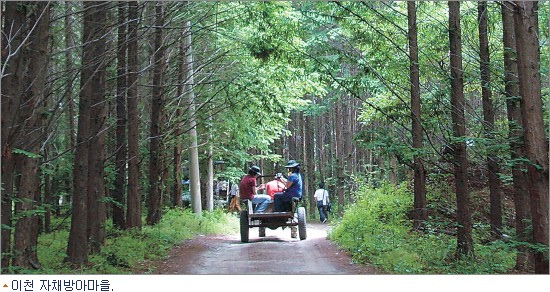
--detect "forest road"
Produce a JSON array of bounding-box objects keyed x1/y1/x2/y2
[{"x1": 153, "y1": 222, "x2": 376, "y2": 274}]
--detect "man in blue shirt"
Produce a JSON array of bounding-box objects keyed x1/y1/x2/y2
[{"x1": 274, "y1": 160, "x2": 302, "y2": 212}]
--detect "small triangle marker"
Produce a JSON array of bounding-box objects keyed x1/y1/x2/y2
[{"x1": 3, "y1": 284, "x2": 7, "y2": 288}]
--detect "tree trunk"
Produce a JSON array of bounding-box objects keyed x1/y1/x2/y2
[
  {"x1": 389, "y1": 152, "x2": 398, "y2": 185},
  {"x1": 513, "y1": 1, "x2": 549, "y2": 274},
  {"x1": 448, "y1": 1, "x2": 474, "y2": 258},
  {"x1": 478, "y1": 1, "x2": 503, "y2": 240},
  {"x1": 147, "y1": 2, "x2": 166, "y2": 225},
  {"x1": 206, "y1": 145, "x2": 214, "y2": 212},
  {"x1": 501, "y1": 2, "x2": 533, "y2": 272},
  {"x1": 63, "y1": 2, "x2": 76, "y2": 211},
  {"x1": 160, "y1": 140, "x2": 169, "y2": 209},
  {"x1": 173, "y1": 144, "x2": 183, "y2": 208},
  {"x1": 126, "y1": 1, "x2": 142, "y2": 230},
  {"x1": 368, "y1": 124, "x2": 377, "y2": 181},
  {"x1": 206, "y1": 99, "x2": 214, "y2": 212},
  {"x1": 113, "y1": 1, "x2": 127, "y2": 229},
  {"x1": 12, "y1": 2, "x2": 50, "y2": 269},
  {"x1": 335, "y1": 99, "x2": 344, "y2": 215},
  {"x1": 14, "y1": 154, "x2": 41, "y2": 269},
  {"x1": 1, "y1": 0, "x2": 28, "y2": 270},
  {"x1": 305, "y1": 113, "x2": 316, "y2": 216},
  {"x1": 328, "y1": 105, "x2": 336, "y2": 182},
  {"x1": 296, "y1": 112, "x2": 302, "y2": 163},
  {"x1": 288, "y1": 112, "x2": 296, "y2": 160},
  {"x1": 67, "y1": 1, "x2": 107, "y2": 264},
  {"x1": 1, "y1": 144, "x2": 15, "y2": 271},
  {"x1": 44, "y1": 148, "x2": 52, "y2": 234},
  {"x1": 65, "y1": 1, "x2": 76, "y2": 151},
  {"x1": 344, "y1": 97, "x2": 353, "y2": 181},
  {"x1": 173, "y1": 37, "x2": 186, "y2": 208},
  {"x1": 315, "y1": 106, "x2": 325, "y2": 183},
  {"x1": 407, "y1": 1, "x2": 428, "y2": 230},
  {"x1": 85, "y1": 1, "x2": 108, "y2": 254},
  {"x1": 185, "y1": 21, "x2": 202, "y2": 215}
]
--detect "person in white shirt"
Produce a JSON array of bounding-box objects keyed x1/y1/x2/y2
[
  {"x1": 314, "y1": 182, "x2": 330, "y2": 223},
  {"x1": 228, "y1": 180, "x2": 241, "y2": 212}
]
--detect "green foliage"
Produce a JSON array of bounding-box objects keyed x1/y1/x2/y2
[
  {"x1": 329, "y1": 182, "x2": 516, "y2": 274},
  {"x1": 35, "y1": 208, "x2": 238, "y2": 274},
  {"x1": 12, "y1": 148, "x2": 42, "y2": 159}
]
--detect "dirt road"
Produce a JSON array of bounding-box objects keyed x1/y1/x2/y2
[{"x1": 154, "y1": 222, "x2": 376, "y2": 275}]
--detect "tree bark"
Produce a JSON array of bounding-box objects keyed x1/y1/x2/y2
[
  {"x1": 1, "y1": 0, "x2": 28, "y2": 270},
  {"x1": 147, "y1": 2, "x2": 166, "y2": 225},
  {"x1": 13, "y1": 2, "x2": 50, "y2": 269},
  {"x1": 343, "y1": 95, "x2": 353, "y2": 177},
  {"x1": 85, "y1": 1, "x2": 108, "y2": 254},
  {"x1": 315, "y1": 104, "x2": 325, "y2": 183},
  {"x1": 513, "y1": 1, "x2": 549, "y2": 274},
  {"x1": 206, "y1": 100, "x2": 214, "y2": 212},
  {"x1": 305, "y1": 113, "x2": 316, "y2": 216},
  {"x1": 43, "y1": 148, "x2": 52, "y2": 234},
  {"x1": 288, "y1": 113, "x2": 295, "y2": 160},
  {"x1": 501, "y1": 2, "x2": 533, "y2": 271},
  {"x1": 68, "y1": 1, "x2": 108, "y2": 264},
  {"x1": 113, "y1": 1, "x2": 127, "y2": 229},
  {"x1": 335, "y1": 99, "x2": 344, "y2": 215},
  {"x1": 328, "y1": 105, "x2": 336, "y2": 182},
  {"x1": 65, "y1": 1, "x2": 76, "y2": 150},
  {"x1": 206, "y1": 144, "x2": 214, "y2": 212},
  {"x1": 185, "y1": 21, "x2": 202, "y2": 215},
  {"x1": 63, "y1": 2, "x2": 76, "y2": 211},
  {"x1": 478, "y1": 1, "x2": 503, "y2": 240},
  {"x1": 173, "y1": 36, "x2": 186, "y2": 208},
  {"x1": 448, "y1": 1, "x2": 474, "y2": 258},
  {"x1": 126, "y1": 1, "x2": 142, "y2": 229},
  {"x1": 389, "y1": 151, "x2": 398, "y2": 185},
  {"x1": 407, "y1": 1, "x2": 428, "y2": 230}
]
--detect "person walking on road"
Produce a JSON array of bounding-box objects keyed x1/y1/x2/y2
[
  {"x1": 314, "y1": 182, "x2": 330, "y2": 223},
  {"x1": 228, "y1": 180, "x2": 241, "y2": 213}
]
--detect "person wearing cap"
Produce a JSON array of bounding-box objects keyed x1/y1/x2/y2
[
  {"x1": 265, "y1": 173, "x2": 287, "y2": 200},
  {"x1": 274, "y1": 160, "x2": 303, "y2": 212},
  {"x1": 239, "y1": 166, "x2": 271, "y2": 213}
]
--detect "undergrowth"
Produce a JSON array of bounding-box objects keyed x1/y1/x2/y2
[
  {"x1": 28, "y1": 208, "x2": 238, "y2": 274},
  {"x1": 329, "y1": 182, "x2": 516, "y2": 274}
]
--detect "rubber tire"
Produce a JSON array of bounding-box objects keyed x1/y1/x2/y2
[
  {"x1": 240, "y1": 211, "x2": 249, "y2": 243},
  {"x1": 297, "y1": 207, "x2": 307, "y2": 240},
  {"x1": 259, "y1": 227, "x2": 266, "y2": 237}
]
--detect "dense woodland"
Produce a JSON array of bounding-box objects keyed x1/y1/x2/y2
[{"x1": 1, "y1": 1, "x2": 548, "y2": 274}]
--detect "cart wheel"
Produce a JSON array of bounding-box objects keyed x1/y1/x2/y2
[
  {"x1": 240, "y1": 211, "x2": 249, "y2": 243},
  {"x1": 297, "y1": 207, "x2": 307, "y2": 240},
  {"x1": 259, "y1": 227, "x2": 266, "y2": 237}
]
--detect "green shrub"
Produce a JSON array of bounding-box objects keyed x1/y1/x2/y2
[
  {"x1": 34, "y1": 208, "x2": 238, "y2": 274},
  {"x1": 329, "y1": 182, "x2": 516, "y2": 274}
]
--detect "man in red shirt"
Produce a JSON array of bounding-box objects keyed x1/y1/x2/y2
[
  {"x1": 265, "y1": 173, "x2": 286, "y2": 200},
  {"x1": 239, "y1": 166, "x2": 270, "y2": 213}
]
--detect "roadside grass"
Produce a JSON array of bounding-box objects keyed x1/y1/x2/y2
[
  {"x1": 26, "y1": 208, "x2": 238, "y2": 274},
  {"x1": 328, "y1": 182, "x2": 516, "y2": 274}
]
